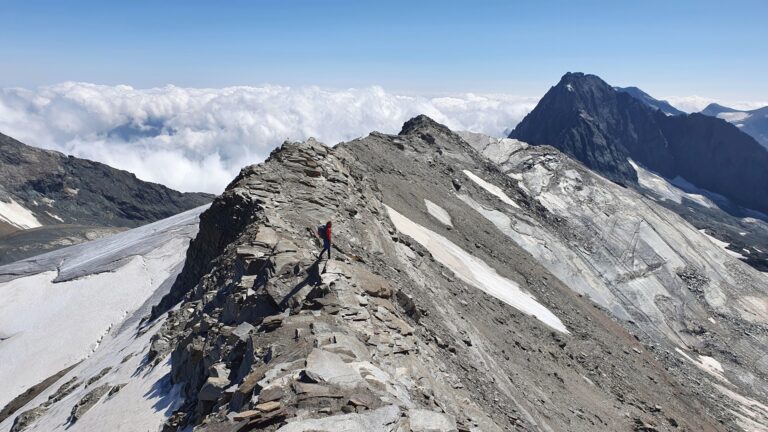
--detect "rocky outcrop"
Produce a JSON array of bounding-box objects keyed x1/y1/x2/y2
[
  {"x1": 0, "y1": 132, "x2": 213, "y2": 264},
  {"x1": 510, "y1": 72, "x2": 768, "y2": 214}
]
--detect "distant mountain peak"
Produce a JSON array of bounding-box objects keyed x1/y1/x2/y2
[
  {"x1": 510, "y1": 72, "x2": 768, "y2": 214},
  {"x1": 699, "y1": 103, "x2": 768, "y2": 149},
  {"x1": 0, "y1": 132, "x2": 213, "y2": 264},
  {"x1": 700, "y1": 102, "x2": 736, "y2": 116}
]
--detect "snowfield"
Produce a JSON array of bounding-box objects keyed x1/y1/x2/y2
[
  {"x1": 629, "y1": 160, "x2": 715, "y2": 208},
  {"x1": 424, "y1": 199, "x2": 453, "y2": 227},
  {"x1": 462, "y1": 170, "x2": 520, "y2": 208},
  {"x1": 0, "y1": 205, "x2": 206, "y2": 430},
  {"x1": 717, "y1": 111, "x2": 751, "y2": 123},
  {"x1": 386, "y1": 205, "x2": 568, "y2": 333},
  {"x1": 0, "y1": 198, "x2": 42, "y2": 230},
  {"x1": 698, "y1": 229, "x2": 748, "y2": 260}
]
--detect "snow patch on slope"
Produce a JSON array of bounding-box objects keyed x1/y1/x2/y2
[
  {"x1": 386, "y1": 205, "x2": 568, "y2": 333},
  {"x1": 0, "y1": 317, "x2": 184, "y2": 432},
  {"x1": 0, "y1": 206, "x2": 205, "y2": 410},
  {"x1": 424, "y1": 199, "x2": 452, "y2": 227},
  {"x1": 462, "y1": 170, "x2": 519, "y2": 209},
  {"x1": 698, "y1": 229, "x2": 747, "y2": 260},
  {"x1": 675, "y1": 348, "x2": 727, "y2": 382},
  {"x1": 717, "y1": 111, "x2": 751, "y2": 123},
  {"x1": 0, "y1": 198, "x2": 42, "y2": 230},
  {"x1": 629, "y1": 160, "x2": 714, "y2": 208},
  {"x1": 0, "y1": 239, "x2": 188, "y2": 411}
]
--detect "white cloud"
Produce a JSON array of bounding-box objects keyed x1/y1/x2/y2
[
  {"x1": 663, "y1": 95, "x2": 768, "y2": 113},
  {"x1": 0, "y1": 83, "x2": 537, "y2": 193}
]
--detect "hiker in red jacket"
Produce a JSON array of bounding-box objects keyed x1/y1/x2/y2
[{"x1": 317, "y1": 221, "x2": 332, "y2": 259}]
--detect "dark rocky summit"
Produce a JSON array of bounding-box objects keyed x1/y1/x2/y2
[
  {"x1": 0, "y1": 132, "x2": 213, "y2": 264},
  {"x1": 510, "y1": 72, "x2": 768, "y2": 214}
]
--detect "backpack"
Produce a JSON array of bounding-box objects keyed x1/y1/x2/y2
[{"x1": 317, "y1": 225, "x2": 327, "y2": 240}]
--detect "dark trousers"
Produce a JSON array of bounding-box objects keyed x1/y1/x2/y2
[{"x1": 321, "y1": 238, "x2": 331, "y2": 259}]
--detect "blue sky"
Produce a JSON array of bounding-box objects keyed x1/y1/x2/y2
[{"x1": 1, "y1": 0, "x2": 766, "y2": 99}]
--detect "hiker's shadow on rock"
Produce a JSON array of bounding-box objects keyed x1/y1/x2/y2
[{"x1": 277, "y1": 257, "x2": 324, "y2": 308}]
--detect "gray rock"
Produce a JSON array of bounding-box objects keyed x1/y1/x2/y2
[
  {"x1": 275, "y1": 405, "x2": 400, "y2": 432},
  {"x1": 408, "y1": 409, "x2": 458, "y2": 432},
  {"x1": 303, "y1": 349, "x2": 364, "y2": 390},
  {"x1": 68, "y1": 384, "x2": 111, "y2": 424},
  {"x1": 198, "y1": 363, "x2": 231, "y2": 401}
]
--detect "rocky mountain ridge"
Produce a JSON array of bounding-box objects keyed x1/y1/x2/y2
[
  {"x1": 0, "y1": 132, "x2": 213, "y2": 264},
  {"x1": 699, "y1": 103, "x2": 768, "y2": 150},
  {"x1": 130, "y1": 116, "x2": 765, "y2": 431},
  {"x1": 2, "y1": 116, "x2": 768, "y2": 432},
  {"x1": 615, "y1": 86, "x2": 685, "y2": 116}
]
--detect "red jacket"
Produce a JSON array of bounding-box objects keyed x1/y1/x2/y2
[{"x1": 325, "y1": 226, "x2": 332, "y2": 243}]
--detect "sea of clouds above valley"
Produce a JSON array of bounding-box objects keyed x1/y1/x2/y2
[
  {"x1": 0, "y1": 83, "x2": 537, "y2": 193},
  {"x1": 1, "y1": 82, "x2": 762, "y2": 193}
]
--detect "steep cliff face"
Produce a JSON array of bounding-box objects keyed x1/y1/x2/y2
[
  {"x1": 510, "y1": 73, "x2": 768, "y2": 214},
  {"x1": 655, "y1": 112, "x2": 768, "y2": 213}
]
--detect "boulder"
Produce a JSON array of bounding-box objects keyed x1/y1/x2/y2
[
  {"x1": 255, "y1": 401, "x2": 281, "y2": 412},
  {"x1": 259, "y1": 384, "x2": 285, "y2": 402},
  {"x1": 303, "y1": 349, "x2": 364, "y2": 389},
  {"x1": 408, "y1": 409, "x2": 458, "y2": 432},
  {"x1": 198, "y1": 363, "x2": 231, "y2": 401},
  {"x1": 275, "y1": 405, "x2": 400, "y2": 432}
]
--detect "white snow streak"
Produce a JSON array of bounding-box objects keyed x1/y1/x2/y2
[
  {"x1": 698, "y1": 229, "x2": 747, "y2": 260},
  {"x1": 675, "y1": 348, "x2": 727, "y2": 382},
  {"x1": 629, "y1": 160, "x2": 714, "y2": 208},
  {"x1": 424, "y1": 199, "x2": 452, "y2": 227},
  {"x1": 386, "y1": 205, "x2": 568, "y2": 333},
  {"x1": 714, "y1": 383, "x2": 768, "y2": 432},
  {"x1": 0, "y1": 198, "x2": 42, "y2": 230},
  {"x1": 717, "y1": 111, "x2": 751, "y2": 123},
  {"x1": 462, "y1": 170, "x2": 520, "y2": 208}
]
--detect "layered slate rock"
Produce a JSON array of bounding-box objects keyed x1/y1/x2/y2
[{"x1": 510, "y1": 72, "x2": 768, "y2": 214}]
